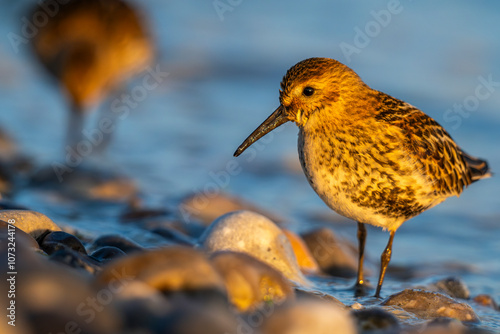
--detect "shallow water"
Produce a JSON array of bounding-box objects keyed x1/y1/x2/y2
[{"x1": 0, "y1": 0, "x2": 499, "y2": 330}]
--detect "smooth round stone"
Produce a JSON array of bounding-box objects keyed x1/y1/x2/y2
[
  {"x1": 472, "y1": 294, "x2": 498, "y2": 310},
  {"x1": 91, "y1": 235, "x2": 144, "y2": 254},
  {"x1": 0, "y1": 219, "x2": 39, "y2": 250},
  {"x1": 0, "y1": 210, "x2": 61, "y2": 240},
  {"x1": 351, "y1": 307, "x2": 400, "y2": 334},
  {"x1": 199, "y1": 210, "x2": 308, "y2": 285},
  {"x1": 50, "y1": 248, "x2": 101, "y2": 274},
  {"x1": 282, "y1": 229, "x2": 320, "y2": 274},
  {"x1": 95, "y1": 246, "x2": 225, "y2": 293},
  {"x1": 302, "y1": 227, "x2": 360, "y2": 278},
  {"x1": 381, "y1": 289, "x2": 479, "y2": 322},
  {"x1": 180, "y1": 192, "x2": 283, "y2": 226},
  {"x1": 91, "y1": 246, "x2": 127, "y2": 263},
  {"x1": 260, "y1": 300, "x2": 357, "y2": 334},
  {"x1": 211, "y1": 251, "x2": 295, "y2": 312},
  {"x1": 39, "y1": 231, "x2": 87, "y2": 255},
  {"x1": 427, "y1": 277, "x2": 470, "y2": 300}
]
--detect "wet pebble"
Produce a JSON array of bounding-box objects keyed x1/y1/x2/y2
[
  {"x1": 302, "y1": 227, "x2": 360, "y2": 278},
  {"x1": 282, "y1": 229, "x2": 320, "y2": 274},
  {"x1": 49, "y1": 248, "x2": 101, "y2": 274},
  {"x1": 260, "y1": 299, "x2": 357, "y2": 334},
  {"x1": 96, "y1": 246, "x2": 225, "y2": 293},
  {"x1": 472, "y1": 294, "x2": 498, "y2": 310},
  {"x1": 91, "y1": 246, "x2": 127, "y2": 263},
  {"x1": 381, "y1": 289, "x2": 479, "y2": 322},
  {"x1": 0, "y1": 210, "x2": 61, "y2": 239},
  {"x1": 199, "y1": 210, "x2": 308, "y2": 285},
  {"x1": 38, "y1": 231, "x2": 87, "y2": 255},
  {"x1": 211, "y1": 251, "x2": 295, "y2": 312},
  {"x1": 351, "y1": 307, "x2": 400, "y2": 334},
  {"x1": 424, "y1": 277, "x2": 470, "y2": 299},
  {"x1": 91, "y1": 234, "x2": 144, "y2": 254},
  {"x1": 180, "y1": 192, "x2": 282, "y2": 225}
]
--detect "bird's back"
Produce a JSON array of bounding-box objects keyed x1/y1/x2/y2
[{"x1": 373, "y1": 92, "x2": 490, "y2": 195}]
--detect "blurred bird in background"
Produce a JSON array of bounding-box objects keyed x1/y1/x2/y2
[{"x1": 30, "y1": 0, "x2": 154, "y2": 153}]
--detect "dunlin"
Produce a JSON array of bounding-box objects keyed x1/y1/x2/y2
[
  {"x1": 234, "y1": 57, "x2": 490, "y2": 297},
  {"x1": 31, "y1": 0, "x2": 153, "y2": 150}
]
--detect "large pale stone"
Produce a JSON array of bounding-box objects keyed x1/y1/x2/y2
[{"x1": 199, "y1": 210, "x2": 308, "y2": 285}]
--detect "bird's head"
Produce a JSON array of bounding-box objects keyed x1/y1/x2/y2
[{"x1": 234, "y1": 57, "x2": 366, "y2": 157}]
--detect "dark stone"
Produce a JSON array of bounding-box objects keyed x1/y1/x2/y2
[
  {"x1": 302, "y1": 227, "x2": 360, "y2": 278},
  {"x1": 429, "y1": 277, "x2": 470, "y2": 299},
  {"x1": 91, "y1": 246, "x2": 127, "y2": 263},
  {"x1": 92, "y1": 234, "x2": 144, "y2": 254},
  {"x1": 351, "y1": 307, "x2": 400, "y2": 334},
  {"x1": 50, "y1": 248, "x2": 101, "y2": 274},
  {"x1": 39, "y1": 231, "x2": 87, "y2": 255}
]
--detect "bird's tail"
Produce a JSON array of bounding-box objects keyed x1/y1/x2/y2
[{"x1": 462, "y1": 151, "x2": 492, "y2": 181}]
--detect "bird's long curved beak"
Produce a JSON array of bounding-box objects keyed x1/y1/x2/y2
[{"x1": 234, "y1": 105, "x2": 288, "y2": 157}]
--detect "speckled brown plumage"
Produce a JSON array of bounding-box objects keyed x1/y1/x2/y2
[{"x1": 234, "y1": 57, "x2": 491, "y2": 297}]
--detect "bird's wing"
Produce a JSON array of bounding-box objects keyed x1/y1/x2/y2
[{"x1": 374, "y1": 92, "x2": 479, "y2": 198}]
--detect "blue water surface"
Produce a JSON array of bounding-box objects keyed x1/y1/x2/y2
[{"x1": 0, "y1": 0, "x2": 499, "y2": 329}]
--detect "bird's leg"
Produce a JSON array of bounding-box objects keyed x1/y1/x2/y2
[
  {"x1": 92, "y1": 87, "x2": 125, "y2": 155},
  {"x1": 356, "y1": 222, "x2": 367, "y2": 287},
  {"x1": 66, "y1": 103, "x2": 85, "y2": 154},
  {"x1": 375, "y1": 231, "x2": 395, "y2": 298}
]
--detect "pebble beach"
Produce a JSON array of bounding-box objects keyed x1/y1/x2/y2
[{"x1": 0, "y1": 1, "x2": 500, "y2": 333}]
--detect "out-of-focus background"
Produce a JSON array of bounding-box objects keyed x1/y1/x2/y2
[{"x1": 0, "y1": 0, "x2": 499, "y2": 323}]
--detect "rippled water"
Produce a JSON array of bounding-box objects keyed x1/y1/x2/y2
[{"x1": 0, "y1": 0, "x2": 499, "y2": 330}]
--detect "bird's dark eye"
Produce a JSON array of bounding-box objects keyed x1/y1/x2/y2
[{"x1": 302, "y1": 86, "x2": 315, "y2": 96}]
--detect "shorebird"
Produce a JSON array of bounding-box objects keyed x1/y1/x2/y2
[
  {"x1": 234, "y1": 57, "x2": 490, "y2": 297},
  {"x1": 31, "y1": 0, "x2": 153, "y2": 151}
]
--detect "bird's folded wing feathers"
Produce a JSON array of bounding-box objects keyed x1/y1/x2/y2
[{"x1": 374, "y1": 94, "x2": 489, "y2": 197}]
